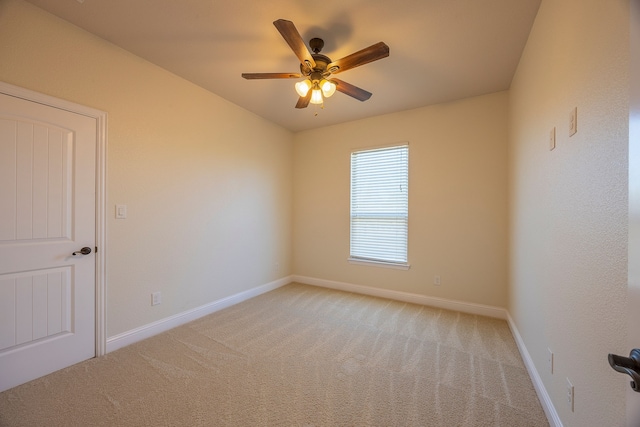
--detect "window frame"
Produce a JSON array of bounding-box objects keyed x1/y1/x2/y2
[{"x1": 348, "y1": 143, "x2": 410, "y2": 270}]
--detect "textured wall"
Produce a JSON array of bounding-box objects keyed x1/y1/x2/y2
[
  {"x1": 0, "y1": 0, "x2": 294, "y2": 337},
  {"x1": 508, "y1": 0, "x2": 629, "y2": 425},
  {"x1": 2, "y1": 2, "x2": 631, "y2": 424},
  {"x1": 293, "y1": 92, "x2": 509, "y2": 308}
]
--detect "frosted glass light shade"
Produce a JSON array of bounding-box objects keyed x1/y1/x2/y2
[
  {"x1": 295, "y1": 80, "x2": 312, "y2": 97},
  {"x1": 310, "y1": 89, "x2": 323, "y2": 104},
  {"x1": 320, "y1": 80, "x2": 336, "y2": 97}
]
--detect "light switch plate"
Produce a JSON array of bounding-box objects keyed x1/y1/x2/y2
[
  {"x1": 549, "y1": 127, "x2": 556, "y2": 151},
  {"x1": 115, "y1": 204, "x2": 127, "y2": 219}
]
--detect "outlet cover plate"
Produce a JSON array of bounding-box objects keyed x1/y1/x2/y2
[
  {"x1": 151, "y1": 291, "x2": 162, "y2": 306},
  {"x1": 569, "y1": 107, "x2": 578, "y2": 137},
  {"x1": 566, "y1": 377, "x2": 574, "y2": 412}
]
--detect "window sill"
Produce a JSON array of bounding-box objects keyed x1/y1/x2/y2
[{"x1": 348, "y1": 257, "x2": 410, "y2": 270}]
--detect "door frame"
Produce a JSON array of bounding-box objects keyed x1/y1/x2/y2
[
  {"x1": 0, "y1": 81, "x2": 108, "y2": 357},
  {"x1": 630, "y1": 0, "x2": 640, "y2": 424}
]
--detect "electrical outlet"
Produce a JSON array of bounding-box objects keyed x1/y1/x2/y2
[
  {"x1": 151, "y1": 291, "x2": 162, "y2": 306},
  {"x1": 549, "y1": 127, "x2": 556, "y2": 151},
  {"x1": 434, "y1": 275, "x2": 441, "y2": 286},
  {"x1": 566, "y1": 378, "x2": 574, "y2": 412},
  {"x1": 547, "y1": 348, "x2": 554, "y2": 374},
  {"x1": 569, "y1": 107, "x2": 578, "y2": 137}
]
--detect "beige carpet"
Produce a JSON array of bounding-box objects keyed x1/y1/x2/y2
[{"x1": 0, "y1": 283, "x2": 548, "y2": 426}]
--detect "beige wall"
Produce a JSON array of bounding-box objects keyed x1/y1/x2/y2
[
  {"x1": 293, "y1": 92, "x2": 509, "y2": 308},
  {"x1": 0, "y1": 0, "x2": 294, "y2": 337},
  {"x1": 2, "y1": 0, "x2": 633, "y2": 423},
  {"x1": 509, "y1": 0, "x2": 629, "y2": 425}
]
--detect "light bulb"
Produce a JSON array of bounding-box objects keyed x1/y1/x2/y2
[
  {"x1": 295, "y1": 80, "x2": 312, "y2": 97},
  {"x1": 310, "y1": 89, "x2": 323, "y2": 104},
  {"x1": 320, "y1": 80, "x2": 336, "y2": 98}
]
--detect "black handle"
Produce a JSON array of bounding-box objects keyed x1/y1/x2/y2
[
  {"x1": 72, "y1": 247, "x2": 92, "y2": 256},
  {"x1": 609, "y1": 349, "x2": 640, "y2": 392}
]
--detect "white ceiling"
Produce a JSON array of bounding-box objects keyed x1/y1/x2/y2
[{"x1": 25, "y1": 0, "x2": 541, "y2": 133}]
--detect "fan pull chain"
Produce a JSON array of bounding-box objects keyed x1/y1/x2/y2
[{"x1": 313, "y1": 102, "x2": 325, "y2": 117}]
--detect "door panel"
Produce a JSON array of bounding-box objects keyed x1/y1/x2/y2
[
  {"x1": 0, "y1": 119, "x2": 72, "y2": 241},
  {"x1": 0, "y1": 93, "x2": 96, "y2": 392},
  {"x1": 0, "y1": 268, "x2": 72, "y2": 351}
]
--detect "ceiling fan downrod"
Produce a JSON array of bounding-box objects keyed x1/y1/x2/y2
[{"x1": 309, "y1": 37, "x2": 324, "y2": 54}]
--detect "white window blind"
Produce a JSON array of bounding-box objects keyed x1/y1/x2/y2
[{"x1": 350, "y1": 144, "x2": 408, "y2": 265}]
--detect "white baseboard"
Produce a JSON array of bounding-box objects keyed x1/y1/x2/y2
[
  {"x1": 292, "y1": 275, "x2": 508, "y2": 319},
  {"x1": 106, "y1": 276, "x2": 292, "y2": 353},
  {"x1": 506, "y1": 312, "x2": 562, "y2": 427}
]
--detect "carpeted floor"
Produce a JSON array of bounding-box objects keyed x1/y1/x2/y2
[{"x1": 0, "y1": 283, "x2": 549, "y2": 426}]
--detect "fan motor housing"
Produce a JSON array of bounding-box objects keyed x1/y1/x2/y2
[{"x1": 301, "y1": 53, "x2": 332, "y2": 77}]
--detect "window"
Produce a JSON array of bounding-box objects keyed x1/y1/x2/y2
[{"x1": 350, "y1": 144, "x2": 409, "y2": 269}]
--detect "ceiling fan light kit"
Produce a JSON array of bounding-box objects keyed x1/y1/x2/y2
[
  {"x1": 320, "y1": 80, "x2": 336, "y2": 97},
  {"x1": 295, "y1": 77, "x2": 336, "y2": 104},
  {"x1": 242, "y1": 19, "x2": 389, "y2": 110},
  {"x1": 294, "y1": 79, "x2": 312, "y2": 97}
]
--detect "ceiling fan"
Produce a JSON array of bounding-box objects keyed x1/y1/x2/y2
[{"x1": 242, "y1": 19, "x2": 390, "y2": 109}]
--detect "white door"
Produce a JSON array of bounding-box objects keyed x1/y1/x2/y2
[{"x1": 0, "y1": 92, "x2": 97, "y2": 392}]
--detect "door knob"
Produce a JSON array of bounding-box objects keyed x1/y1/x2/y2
[
  {"x1": 608, "y1": 349, "x2": 640, "y2": 392},
  {"x1": 72, "y1": 247, "x2": 92, "y2": 256}
]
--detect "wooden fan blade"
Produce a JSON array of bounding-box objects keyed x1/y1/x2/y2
[
  {"x1": 273, "y1": 19, "x2": 316, "y2": 70},
  {"x1": 242, "y1": 73, "x2": 301, "y2": 79},
  {"x1": 295, "y1": 91, "x2": 311, "y2": 109},
  {"x1": 327, "y1": 42, "x2": 389, "y2": 74},
  {"x1": 330, "y1": 78, "x2": 372, "y2": 101}
]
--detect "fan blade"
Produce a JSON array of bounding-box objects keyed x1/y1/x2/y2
[
  {"x1": 273, "y1": 19, "x2": 316, "y2": 70},
  {"x1": 242, "y1": 73, "x2": 301, "y2": 79},
  {"x1": 330, "y1": 78, "x2": 372, "y2": 101},
  {"x1": 327, "y1": 42, "x2": 389, "y2": 74},
  {"x1": 295, "y1": 91, "x2": 311, "y2": 109}
]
